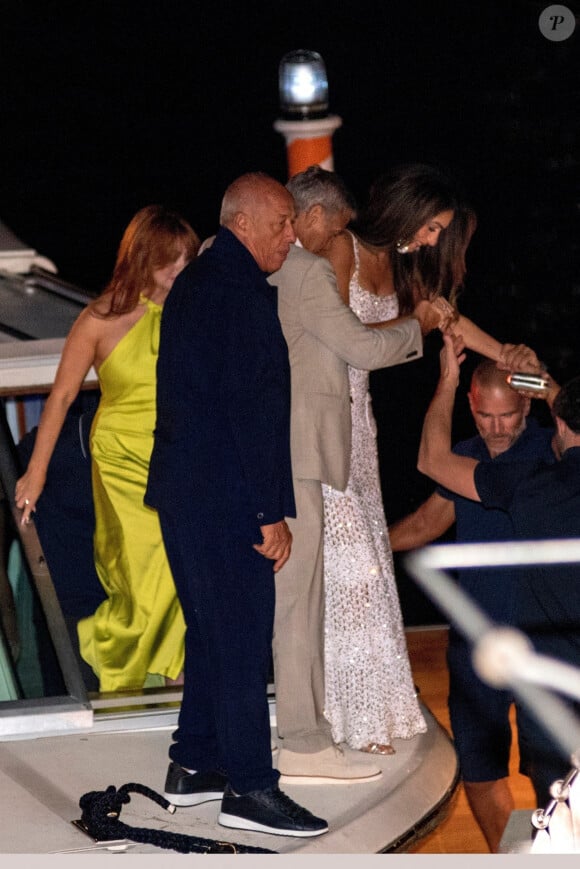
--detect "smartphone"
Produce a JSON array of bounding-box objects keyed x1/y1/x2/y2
[{"x1": 506, "y1": 372, "x2": 550, "y2": 393}]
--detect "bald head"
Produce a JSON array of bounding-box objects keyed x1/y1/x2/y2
[
  {"x1": 471, "y1": 359, "x2": 520, "y2": 394},
  {"x1": 219, "y1": 172, "x2": 296, "y2": 273},
  {"x1": 468, "y1": 360, "x2": 530, "y2": 458}
]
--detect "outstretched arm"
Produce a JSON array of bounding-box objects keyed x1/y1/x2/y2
[
  {"x1": 368, "y1": 298, "x2": 456, "y2": 336},
  {"x1": 14, "y1": 308, "x2": 99, "y2": 524},
  {"x1": 417, "y1": 333, "x2": 481, "y2": 501},
  {"x1": 452, "y1": 313, "x2": 542, "y2": 372},
  {"x1": 294, "y1": 254, "x2": 423, "y2": 371},
  {"x1": 389, "y1": 492, "x2": 457, "y2": 552}
]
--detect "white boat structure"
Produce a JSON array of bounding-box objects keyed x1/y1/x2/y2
[{"x1": 0, "y1": 224, "x2": 458, "y2": 854}]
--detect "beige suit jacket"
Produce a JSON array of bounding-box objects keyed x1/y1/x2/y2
[{"x1": 270, "y1": 244, "x2": 423, "y2": 492}]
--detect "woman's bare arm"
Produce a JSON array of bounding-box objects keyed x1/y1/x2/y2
[
  {"x1": 453, "y1": 314, "x2": 542, "y2": 371},
  {"x1": 14, "y1": 308, "x2": 101, "y2": 523}
]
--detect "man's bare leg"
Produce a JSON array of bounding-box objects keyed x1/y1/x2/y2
[{"x1": 464, "y1": 778, "x2": 514, "y2": 853}]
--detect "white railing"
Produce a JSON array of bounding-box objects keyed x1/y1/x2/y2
[
  {"x1": 0, "y1": 338, "x2": 97, "y2": 394},
  {"x1": 0, "y1": 338, "x2": 97, "y2": 441},
  {"x1": 405, "y1": 540, "x2": 580, "y2": 853}
]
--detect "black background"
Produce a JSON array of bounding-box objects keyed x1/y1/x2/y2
[{"x1": 2, "y1": 1, "x2": 578, "y2": 621}]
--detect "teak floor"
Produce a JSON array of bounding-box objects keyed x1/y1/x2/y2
[{"x1": 404, "y1": 626, "x2": 537, "y2": 854}]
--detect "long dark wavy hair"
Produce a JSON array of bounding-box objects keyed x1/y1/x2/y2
[
  {"x1": 98, "y1": 205, "x2": 200, "y2": 316},
  {"x1": 351, "y1": 163, "x2": 469, "y2": 314},
  {"x1": 402, "y1": 202, "x2": 477, "y2": 312}
]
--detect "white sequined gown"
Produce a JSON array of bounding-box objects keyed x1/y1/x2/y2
[{"x1": 322, "y1": 233, "x2": 427, "y2": 749}]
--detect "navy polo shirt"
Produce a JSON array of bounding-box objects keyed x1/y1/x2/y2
[
  {"x1": 438, "y1": 419, "x2": 555, "y2": 624},
  {"x1": 474, "y1": 446, "x2": 580, "y2": 665}
]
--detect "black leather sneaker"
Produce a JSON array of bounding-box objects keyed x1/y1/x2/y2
[
  {"x1": 164, "y1": 761, "x2": 227, "y2": 806},
  {"x1": 218, "y1": 784, "x2": 328, "y2": 837}
]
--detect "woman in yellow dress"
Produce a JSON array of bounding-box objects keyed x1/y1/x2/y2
[{"x1": 15, "y1": 205, "x2": 200, "y2": 690}]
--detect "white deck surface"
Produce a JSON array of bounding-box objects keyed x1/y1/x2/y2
[{"x1": 0, "y1": 702, "x2": 456, "y2": 855}]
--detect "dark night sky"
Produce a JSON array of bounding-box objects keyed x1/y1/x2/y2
[
  {"x1": 2, "y1": 1, "x2": 578, "y2": 404},
  {"x1": 2, "y1": 0, "x2": 578, "y2": 621},
  {"x1": 2, "y1": 3, "x2": 577, "y2": 314}
]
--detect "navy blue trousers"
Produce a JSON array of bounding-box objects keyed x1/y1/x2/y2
[
  {"x1": 448, "y1": 636, "x2": 513, "y2": 781},
  {"x1": 158, "y1": 509, "x2": 279, "y2": 794}
]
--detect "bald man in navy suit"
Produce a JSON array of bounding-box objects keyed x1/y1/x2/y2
[{"x1": 146, "y1": 172, "x2": 328, "y2": 838}]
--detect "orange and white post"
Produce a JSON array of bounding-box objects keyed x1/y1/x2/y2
[{"x1": 274, "y1": 115, "x2": 342, "y2": 179}]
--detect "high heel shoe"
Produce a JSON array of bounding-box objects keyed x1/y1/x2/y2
[{"x1": 361, "y1": 742, "x2": 395, "y2": 756}]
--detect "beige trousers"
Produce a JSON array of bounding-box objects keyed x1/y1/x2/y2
[{"x1": 273, "y1": 477, "x2": 334, "y2": 753}]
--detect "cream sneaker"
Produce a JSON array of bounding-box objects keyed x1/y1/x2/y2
[{"x1": 277, "y1": 745, "x2": 382, "y2": 784}]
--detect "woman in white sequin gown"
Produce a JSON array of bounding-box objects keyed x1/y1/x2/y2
[
  {"x1": 322, "y1": 230, "x2": 428, "y2": 752},
  {"x1": 321, "y1": 167, "x2": 541, "y2": 755}
]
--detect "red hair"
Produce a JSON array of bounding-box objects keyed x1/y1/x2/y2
[{"x1": 99, "y1": 205, "x2": 199, "y2": 316}]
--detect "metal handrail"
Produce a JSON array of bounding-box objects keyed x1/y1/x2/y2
[
  {"x1": 405, "y1": 540, "x2": 580, "y2": 768},
  {"x1": 0, "y1": 398, "x2": 91, "y2": 719},
  {"x1": 24, "y1": 266, "x2": 94, "y2": 304}
]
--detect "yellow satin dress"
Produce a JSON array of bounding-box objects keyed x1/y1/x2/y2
[{"x1": 77, "y1": 295, "x2": 185, "y2": 691}]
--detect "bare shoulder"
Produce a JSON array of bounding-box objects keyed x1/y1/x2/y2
[
  {"x1": 325, "y1": 231, "x2": 353, "y2": 270},
  {"x1": 324, "y1": 231, "x2": 354, "y2": 300},
  {"x1": 69, "y1": 298, "x2": 134, "y2": 348},
  {"x1": 68, "y1": 300, "x2": 110, "y2": 337},
  {"x1": 87, "y1": 294, "x2": 114, "y2": 318}
]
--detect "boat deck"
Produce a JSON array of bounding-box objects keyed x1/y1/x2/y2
[{"x1": 0, "y1": 699, "x2": 457, "y2": 855}]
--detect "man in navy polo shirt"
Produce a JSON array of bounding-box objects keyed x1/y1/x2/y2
[
  {"x1": 418, "y1": 335, "x2": 580, "y2": 815},
  {"x1": 390, "y1": 359, "x2": 555, "y2": 852}
]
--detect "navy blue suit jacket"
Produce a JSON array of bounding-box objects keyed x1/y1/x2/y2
[{"x1": 145, "y1": 228, "x2": 295, "y2": 540}]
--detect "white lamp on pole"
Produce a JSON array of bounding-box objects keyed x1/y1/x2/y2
[{"x1": 274, "y1": 49, "x2": 342, "y2": 179}]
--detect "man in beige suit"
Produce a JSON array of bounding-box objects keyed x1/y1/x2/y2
[{"x1": 271, "y1": 167, "x2": 440, "y2": 782}]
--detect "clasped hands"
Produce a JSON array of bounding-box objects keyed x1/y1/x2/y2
[
  {"x1": 414, "y1": 296, "x2": 459, "y2": 336},
  {"x1": 419, "y1": 295, "x2": 546, "y2": 395}
]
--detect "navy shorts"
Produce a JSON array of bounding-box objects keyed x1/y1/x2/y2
[{"x1": 447, "y1": 637, "x2": 513, "y2": 782}]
